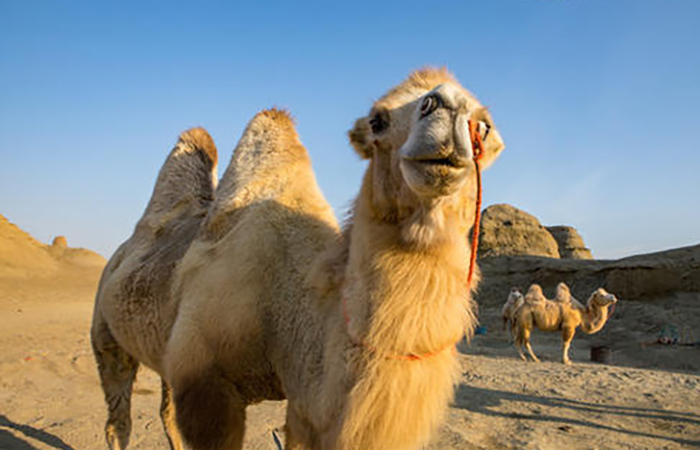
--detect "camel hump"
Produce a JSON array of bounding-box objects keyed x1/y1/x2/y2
[
  {"x1": 218, "y1": 108, "x2": 306, "y2": 193},
  {"x1": 554, "y1": 282, "x2": 571, "y2": 302},
  {"x1": 137, "y1": 127, "x2": 219, "y2": 236},
  {"x1": 178, "y1": 127, "x2": 218, "y2": 166},
  {"x1": 203, "y1": 108, "x2": 330, "y2": 240},
  {"x1": 524, "y1": 284, "x2": 546, "y2": 305}
]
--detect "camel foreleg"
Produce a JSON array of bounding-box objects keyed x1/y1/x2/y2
[
  {"x1": 520, "y1": 327, "x2": 540, "y2": 362},
  {"x1": 561, "y1": 327, "x2": 576, "y2": 365},
  {"x1": 160, "y1": 379, "x2": 188, "y2": 450}
]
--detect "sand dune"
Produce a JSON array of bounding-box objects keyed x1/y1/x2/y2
[{"x1": 0, "y1": 215, "x2": 105, "y2": 278}]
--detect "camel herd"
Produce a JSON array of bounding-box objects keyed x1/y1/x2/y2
[{"x1": 91, "y1": 68, "x2": 616, "y2": 450}]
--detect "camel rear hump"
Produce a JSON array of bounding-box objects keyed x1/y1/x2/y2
[{"x1": 137, "y1": 127, "x2": 219, "y2": 238}]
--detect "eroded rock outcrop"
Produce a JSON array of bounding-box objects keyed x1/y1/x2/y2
[
  {"x1": 478, "y1": 204, "x2": 560, "y2": 259},
  {"x1": 476, "y1": 244, "x2": 700, "y2": 306},
  {"x1": 547, "y1": 225, "x2": 593, "y2": 259}
]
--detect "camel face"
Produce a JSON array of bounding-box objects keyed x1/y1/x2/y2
[
  {"x1": 591, "y1": 288, "x2": 618, "y2": 307},
  {"x1": 349, "y1": 68, "x2": 505, "y2": 211},
  {"x1": 399, "y1": 83, "x2": 484, "y2": 197}
]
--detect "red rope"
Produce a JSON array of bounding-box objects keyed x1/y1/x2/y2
[
  {"x1": 342, "y1": 120, "x2": 485, "y2": 362},
  {"x1": 467, "y1": 120, "x2": 485, "y2": 288}
]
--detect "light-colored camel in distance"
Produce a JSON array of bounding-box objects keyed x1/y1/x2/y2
[
  {"x1": 91, "y1": 67, "x2": 505, "y2": 450},
  {"x1": 512, "y1": 283, "x2": 618, "y2": 364},
  {"x1": 502, "y1": 283, "x2": 574, "y2": 340},
  {"x1": 501, "y1": 287, "x2": 523, "y2": 338}
]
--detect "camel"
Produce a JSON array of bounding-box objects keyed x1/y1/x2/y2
[
  {"x1": 501, "y1": 287, "x2": 524, "y2": 337},
  {"x1": 512, "y1": 284, "x2": 618, "y2": 364},
  {"x1": 501, "y1": 284, "x2": 573, "y2": 340},
  {"x1": 91, "y1": 67, "x2": 505, "y2": 450}
]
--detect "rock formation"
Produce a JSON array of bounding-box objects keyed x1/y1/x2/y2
[
  {"x1": 476, "y1": 244, "x2": 700, "y2": 307},
  {"x1": 478, "y1": 204, "x2": 593, "y2": 260},
  {"x1": 547, "y1": 225, "x2": 593, "y2": 259},
  {"x1": 478, "y1": 204, "x2": 559, "y2": 258}
]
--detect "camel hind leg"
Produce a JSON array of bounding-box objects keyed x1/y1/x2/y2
[
  {"x1": 514, "y1": 337, "x2": 527, "y2": 361},
  {"x1": 92, "y1": 319, "x2": 139, "y2": 450}
]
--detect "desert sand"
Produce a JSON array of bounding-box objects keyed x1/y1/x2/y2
[{"x1": 1, "y1": 215, "x2": 699, "y2": 449}]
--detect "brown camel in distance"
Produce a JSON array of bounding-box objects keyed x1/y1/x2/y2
[
  {"x1": 512, "y1": 284, "x2": 618, "y2": 364},
  {"x1": 92, "y1": 68, "x2": 505, "y2": 450}
]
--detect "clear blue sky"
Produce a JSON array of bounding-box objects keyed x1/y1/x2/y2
[{"x1": 1, "y1": 0, "x2": 698, "y2": 259}]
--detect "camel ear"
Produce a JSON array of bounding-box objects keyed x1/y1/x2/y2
[
  {"x1": 478, "y1": 126, "x2": 505, "y2": 170},
  {"x1": 348, "y1": 117, "x2": 373, "y2": 159}
]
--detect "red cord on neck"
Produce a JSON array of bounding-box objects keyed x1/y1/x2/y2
[{"x1": 467, "y1": 120, "x2": 485, "y2": 289}]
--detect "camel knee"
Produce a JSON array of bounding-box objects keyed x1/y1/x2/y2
[{"x1": 174, "y1": 370, "x2": 246, "y2": 450}]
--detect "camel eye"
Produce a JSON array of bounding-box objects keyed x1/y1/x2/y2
[
  {"x1": 477, "y1": 121, "x2": 491, "y2": 141},
  {"x1": 420, "y1": 94, "x2": 441, "y2": 118},
  {"x1": 369, "y1": 111, "x2": 389, "y2": 134}
]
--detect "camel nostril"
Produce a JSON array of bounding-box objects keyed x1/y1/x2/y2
[{"x1": 453, "y1": 114, "x2": 473, "y2": 161}]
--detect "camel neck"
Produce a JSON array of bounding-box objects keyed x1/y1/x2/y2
[
  {"x1": 342, "y1": 209, "x2": 473, "y2": 357},
  {"x1": 581, "y1": 304, "x2": 609, "y2": 334}
]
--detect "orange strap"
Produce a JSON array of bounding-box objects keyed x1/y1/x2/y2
[
  {"x1": 467, "y1": 119, "x2": 485, "y2": 287},
  {"x1": 343, "y1": 120, "x2": 485, "y2": 362}
]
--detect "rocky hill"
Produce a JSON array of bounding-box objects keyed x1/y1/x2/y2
[{"x1": 478, "y1": 204, "x2": 593, "y2": 259}]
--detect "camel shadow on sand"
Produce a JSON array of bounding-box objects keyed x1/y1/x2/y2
[
  {"x1": 455, "y1": 385, "x2": 700, "y2": 447},
  {"x1": 0, "y1": 415, "x2": 75, "y2": 450}
]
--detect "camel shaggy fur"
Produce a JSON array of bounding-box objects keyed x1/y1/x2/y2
[
  {"x1": 512, "y1": 284, "x2": 618, "y2": 364},
  {"x1": 92, "y1": 68, "x2": 505, "y2": 450}
]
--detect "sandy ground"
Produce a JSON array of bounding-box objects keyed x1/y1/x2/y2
[{"x1": 1, "y1": 270, "x2": 699, "y2": 450}]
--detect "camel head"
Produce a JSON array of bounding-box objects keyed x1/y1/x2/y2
[
  {"x1": 587, "y1": 288, "x2": 618, "y2": 309},
  {"x1": 349, "y1": 68, "x2": 505, "y2": 244},
  {"x1": 508, "y1": 287, "x2": 523, "y2": 302}
]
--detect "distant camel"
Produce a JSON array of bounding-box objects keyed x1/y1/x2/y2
[
  {"x1": 91, "y1": 68, "x2": 506, "y2": 450},
  {"x1": 512, "y1": 284, "x2": 618, "y2": 364},
  {"x1": 501, "y1": 287, "x2": 523, "y2": 338}
]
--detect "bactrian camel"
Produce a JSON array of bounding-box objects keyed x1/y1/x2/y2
[
  {"x1": 91, "y1": 68, "x2": 505, "y2": 450},
  {"x1": 501, "y1": 287, "x2": 524, "y2": 338},
  {"x1": 512, "y1": 283, "x2": 618, "y2": 364}
]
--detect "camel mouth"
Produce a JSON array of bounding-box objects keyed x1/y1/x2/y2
[
  {"x1": 404, "y1": 152, "x2": 470, "y2": 170},
  {"x1": 602, "y1": 293, "x2": 617, "y2": 304},
  {"x1": 400, "y1": 155, "x2": 470, "y2": 198}
]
